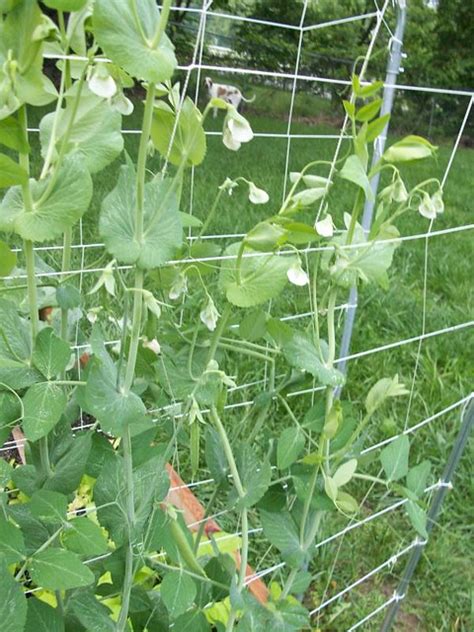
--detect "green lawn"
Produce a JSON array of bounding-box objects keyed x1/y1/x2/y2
[{"x1": 22, "y1": 104, "x2": 474, "y2": 630}]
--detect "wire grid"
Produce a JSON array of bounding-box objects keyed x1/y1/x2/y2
[{"x1": 1, "y1": 1, "x2": 473, "y2": 628}]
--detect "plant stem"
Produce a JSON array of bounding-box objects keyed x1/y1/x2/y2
[
  {"x1": 60, "y1": 226, "x2": 72, "y2": 342},
  {"x1": 210, "y1": 406, "x2": 248, "y2": 632},
  {"x1": 206, "y1": 303, "x2": 232, "y2": 363},
  {"x1": 196, "y1": 188, "x2": 224, "y2": 240}
]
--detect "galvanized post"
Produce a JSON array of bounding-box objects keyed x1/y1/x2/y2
[
  {"x1": 336, "y1": 1, "x2": 407, "y2": 380},
  {"x1": 380, "y1": 398, "x2": 473, "y2": 631}
]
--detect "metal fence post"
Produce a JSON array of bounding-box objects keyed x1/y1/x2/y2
[
  {"x1": 380, "y1": 397, "x2": 474, "y2": 631},
  {"x1": 336, "y1": 1, "x2": 407, "y2": 381}
]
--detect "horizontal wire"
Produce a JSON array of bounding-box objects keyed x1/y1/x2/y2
[
  {"x1": 3, "y1": 224, "x2": 473, "y2": 282},
  {"x1": 309, "y1": 539, "x2": 424, "y2": 615},
  {"x1": 347, "y1": 594, "x2": 398, "y2": 630}
]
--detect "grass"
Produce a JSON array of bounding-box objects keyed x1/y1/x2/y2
[{"x1": 12, "y1": 96, "x2": 474, "y2": 630}]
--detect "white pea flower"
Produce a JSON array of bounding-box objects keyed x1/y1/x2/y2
[
  {"x1": 431, "y1": 189, "x2": 444, "y2": 215},
  {"x1": 315, "y1": 213, "x2": 334, "y2": 238},
  {"x1": 86, "y1": 308, "x2": 101, "y2": 324},
  {"x1": 248, "y1": 181, "x2": 269, "y2": 205},
  {"x1": 200, "y1": 297, "x2": 220, "y2": 331},
  {"x1": 109, "y1": 90, "x2": 134, "y2": 115},
  {"x1": 89, "y1": 260, "x2": 116, "y2": 296},
  {"x1": 418, "y1": 192, "x2": 439, "y2": 220},
  {"x1": 143, "y1": 337, "x2": 161, "y2": 355},
  {"x1": 169, "y1": 273, "x2": 187, "y2": 300},
  {"x1": 88, "y1": 64, "x2": 117, "y2": 99},
  {"x1": 222, "y1": 107, "x2": 254, "y2": 151},
  {"x1": 219, "y1": 177, "x2": 238, "y2": 196},
  {"x1": 392, "y1": 177, "x2": 409, "y2": 203},
  {"x1": 143, "y1": 290, "x2": 162, "y2": 319},
  {"x1": 287, "y1": 261, "x2": 309, "y2": 287}
]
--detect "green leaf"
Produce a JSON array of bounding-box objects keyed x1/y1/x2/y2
[
  {"x1": 94, "y1": 453, "x2": 127, "y2": 546},
  {"x1": 380, "y1": 435, "x2": 410, "y2": 482},
  {"x1": 204, "y1": 426, "x2": 229, "y2": 485},
  {"x1": 160, "y1": 570, "x2": 197, "y2": 618},
  {"x1": 0, "y1": 154, "x2": 28, "y2": 187},
  {"x1": 336, "y1": 490, "x2": 359, "y2": 514},
  {"x1": 231, "y1": 448, "x2": 272, "y2": 509},
  {"x1": 280, "y1": 330, "x2": 345, "y2": 387},
  {"x1": 44, "y1": 432, "x2": 92, "y2": 494},
  {"x1": 42, "y1": 0, "x2": 88, "y2": 10},
  {"x1": 343, "y1": 100, "x2": 355, "y2": 118},
  {"x1": 151, "y1": 97, "x2": 206, "y2": 167},
  {"x1": 0, "y1": 388, "x2": 23, "y2": 442},
  {"x1": 0, "y1": 518, "x2": 26, "y2": 564},
  {"x1": 178, "y1": 212, "x2": 202, "y2": 228},
  {"x1": 68, "y1": 591, "x2": 115, "y2": 632},
  {"x1": 357, "y1": 79, "x2": 384, "y2": 98},
  {"x1": 219, "y1": 242, "x2": 295, "y2": 308},
  {"x1": 62, "y1": 516, "x2": 108, "y2": 555},
  {"x1": 82, "y1": 354, "x2": 147, "y2": 437},
  {"x1": 0, "y1": 298, "x2": 31, "y2": 358},
  {"x1": 0, "y1": 156, "x2": 92, "y2": 242},
  {"x1": 260, "y1": 510, "x2": 305, "y2": 568},
  {"x1": 39, "y1": 89, "x2": 123, "y2": 174},
  {"x1": 406, "y1": 460, "x2": 431, "y2": 498},
  {"x1": 0, "y1": 115, "x2": 30, "y2": 152},
  {"x1": 56, "y1": 284, "x2": 81, "y2": 310},
  {"x1": 333, "y1": 458, "x2": 357, "y2": 487},
  {"x1": 339, "y1": 154, "x2": 373, "y2": 201},
  {"x1": 244, "y1": 221, "x2": 288, "y2": 252},
  {"x1": 29, "y1": 548, "x2": 94, "y2": 591},
  {"x1": 277, "y1": 427, "x2": 305, "y2": 470},
  {"x1": 29, "y1": 490, "x2": 68, "y2": 525},
  {"x1": 366, "y1": 113, "x2": 390, "y2": 142},
  {"x1": 383, "y1": 135, "x2": 437, "y2": 163},
  {"x1": 324, "y1": 475, "x2": 338, "y2": 502},
  {"x1": 93, "y1": 0, "x2": 177, "y2": 83},
  {"x1": 22, "y1": 382, "x2": 67, "y2": 442},
  {"x1": 291, "y1": 187, "x2": 327, "y2": 206},
  {"x1": 25, "y1": 598, "x2": 64, "y2": 632},
  {"x1": 405, "y1": 500, "x2": 428, "y2": 539},
  {"x1": 0, "y1": 458, "x2": 13, "y2": 487},
  {"x1": 365, "y1": 375, "x2": 408, "y2": 414},
  {"x1": 239, "y1": 310, "x2": 267, "y2": 342},
  {"x1": 0, "y1": 561, "x2": 27, "y2": 632},
  {"x1": 173, "y1": 608, "x2": 210, "y2": 631},
  {"x1": 270, "y1": 600, "x2": 310, "y2": 631},
  {"x1": 99, "y1": 164, "x2": 182, "y2": 269},
  {"x1": 356, "y1": 98, "x2": 382, "y2": 122},
  {"x1": 32, "y1": 327, "x2": 71, "y2": 379},
  {"x1": 0, "y1": 239, "x2": 17, "y2": 276}
]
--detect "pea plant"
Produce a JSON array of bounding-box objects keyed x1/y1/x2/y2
[{"x1": 0, "y1": 1, "x2": 444, "y2": 630}]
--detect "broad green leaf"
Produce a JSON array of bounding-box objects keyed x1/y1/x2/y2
[
  {"x1": 244, "y1": 221, "x2": 288, "y2": 252},
  {"x1": 365, "y1": 375, "x2": 408, "y2": 414},
  {"x1": 0, "y1": 154, "x2": 28, "y2": 187},
  {"x1": 43, "y1": 0, "x2": 88, "y2": 10},
  {"x1": 239, "y1": 310, "x2": 267, "y2": 342},
  {"x1": 0, "y1": 298, "x2": 31, "y2": 359},
  {"x1": 406, "y1": 460, "x2": 431, "y2": 498},
  {"x1": 280, "y1": 330, "x2": 345, "y2": 387},
  {"x1": 260, "y1": 510, "x2": 305, "y2": 569},
  {"x1": 179, "y1": 212, "x2": 202, "y2": 228},
  {"x1": 343, "y1": 99, "x2": 355, "y2": 118},
  {"x1": 22, "y1": 382, "x2": 67, "y2": 442},
  {"x1": 32, "y1": 327, "x2": 71, "y2": 379},
  {"x1": 7, "y1": 504, "x2": 48, "y2": 556},
  {"x1": 270, "y1": 600, "x2": 310, "y2": 631},
  {"x1": 25, "y1": 598, "x2": 64, "y2": 632},
  {"x1": 0, "y1": 391, "x2": 21, "y2": 444},
  {"x1": 93, "y1": 0, "x2": 177, "y2": 83},
  {"x1": 44, "y1": 432, "x2": 92, "y2": 494},
  {"x1": 231, "y1": 448, "x2": 272, "y2": 509},
  {"x1": 29, "y1": 548, "x2": 94, "y2": 590},
  {"x1": 56, "y1": 284, "x2": 81, "y2": 310},
  {"x1": 99, "y1": 164, "x2": 182, "y2": 269},
  {"x1": 0, "y1": 458, "x2": 13, "y2": 487},
  {"x1": 0, "y1": 0, "x2": 22, "y2": 12},
  {"x1": 291, "y1": 186, "x2": 326, "y2": 206},
  {"x1": 82, "y1": 354, "x2": 147, "y2": 437},
  {"x1": 160, "y1": 570, "x2": 196, "y2": 618},
  {"x1": 339, "y1": 154, "x2": 373, "y2": 201},
  {"x1": 0, "y1": 518, "x2": 26, "y2": 564},
  {"x1": 366, "y1": 113, "x2": 390, "y2": 142},
  {"x1": 355, "y1": 98, "x2": 382, "y2": 122},
  {"x1": 204, "y1": 426, "x2": 229, "y2": 485},
  {"x1": 39, "y1": 89, "x2": 123, "y2": 174},
  {"x1": 133, "y1": 455, "x2": 170, "y2": 536},
  {"x1": 173, "y1": 608, "x2": 210, "y2": 631},
  {"x1": 68, "y1": 591, "x2": 115, "y2": 632},
  {"x1": 336, "y1": 490, "x2": 359, "y2": 514},
  {"x1": 0, "y1": 239, "x2": 16, "y2": 276},
  {"x1": 0, "y1": 561, "x2": 27, "y2": 632},
  {"x1": 383, "y1": 135, "x2": 437, "y2": 163},
  {"x1": 94, "y1": 453, "x2": 127, "y2": 546},
  {"x1": 324, "y1": 475, "x2": 338, "y2": 502},
  {"x1": 151, "y1": 97, "x2": 206, "y2": 167},
  {"x1": 219, "y1": 242, "x2": 295, "y2": 308},
  {"x1": 0, "y1": 356, "x2": 42, "y2": 390},
  {"x1": 0, "y1": 156, "x2": 92, "y2": 242},
  {"x1": 277, "y1": 427, "x2": 305, "y2": 470},
  {"x1": 333, "y1": 458, "x2": 357, "y2": 487},
  {"x1": 380, "y1": 435, "x2": 410, "y2": 481},
  {"x1": 357, "y1": 80, "x2": 384, "y2": 97},
  {"x1": 29, "y1": 490, "x2": 68, "y2": 525},
  {"x1": 63, "y1": 517, "x2": 108, "y2": 555},
  {"x1": 405, "y1": 500, "x2": 428, "y2": 539}
]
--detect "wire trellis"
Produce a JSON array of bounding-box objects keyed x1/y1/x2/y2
[{"x1": 1, "y1": 1, "x2": 473, "y2": 629}]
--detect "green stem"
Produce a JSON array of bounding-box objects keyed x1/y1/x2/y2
[
  {"x1": 23, "y1": 241, "x2": 38, "y2": 344},
  {"x1": 346, "y1": 190, "x2": 364, "y2": 245},
  {"x1": 123, "y1": 269, "x2": 144, "y2": 393},
  {"x1": 196, "y1": 188, "x2": 224, "y2": 241},
  {"x1": 60, "y1": 227, "x2": 72, "y2": 342},
  {"x1": 152, "y1": 0, "x2": 172, "y2": 48},
  {"x1": 206, "y1": 303, "x2": 232, "y2": 363},
  {"x1": 193, "y1": 485, "x2": 221, "y2": 554}
]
